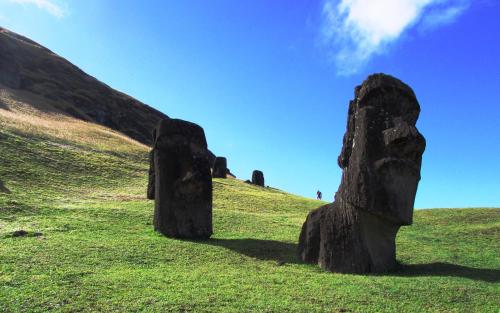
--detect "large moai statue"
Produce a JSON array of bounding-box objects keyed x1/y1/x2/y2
[
  {"x1": 212, "y1": 157, "x2": 228, "y2": 178},
  {"x1": 152, "y1": 118, "x2": 213, "y2": 239},
  {"x1": 252, "y1": 170, "x2": 265, "y2": 187},
  {"x1": 298, "y1": 74, "x2": 426, "y2": 273}
]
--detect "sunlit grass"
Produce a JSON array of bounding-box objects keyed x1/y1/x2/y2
[
  {"x1": 0, "y1": 111, "x2": 499, "y2": 312},
  {"x1": 0, "y1": 90, "x2": 148, "y2": 155}
]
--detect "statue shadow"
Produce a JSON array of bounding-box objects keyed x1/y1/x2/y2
[
  {"x1": 196, "y1": 238, "x2": 499, "y2": 282},
  {"x1": 197, "y1": 238, "x2": 301, "y2": 265},
  {"x1": 390, "y1": 262, "x2": 500, "y2": 283}
]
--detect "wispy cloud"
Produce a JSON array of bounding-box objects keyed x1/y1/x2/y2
[
  {"x1": 7, "y1": 0, "x2": 67, "y2": 18},
  {"x1": 321, "y1": 0, "x2": 470, "y2": 75},
  {"x1": 420, "y1": 2, "x2": 470, "y2": 30}
]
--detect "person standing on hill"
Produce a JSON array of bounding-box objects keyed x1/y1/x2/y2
[{"x1": 316, "y1": 190, "x2": 322, "y2": 200}]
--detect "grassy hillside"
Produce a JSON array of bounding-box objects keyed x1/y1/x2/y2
[{"x1": 1, "y1": 105, "x2": 499, "y2": 312}]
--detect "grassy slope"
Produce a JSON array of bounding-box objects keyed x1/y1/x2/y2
[{"x1": 0, "y1": 104, "x2": 499, "y2": 312}]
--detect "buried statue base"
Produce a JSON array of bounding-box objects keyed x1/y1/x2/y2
[{"x1": 298, "y1": 73, "x2": 426, "y2": 273}]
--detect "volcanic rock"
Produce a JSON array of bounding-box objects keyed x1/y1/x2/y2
[
  {"x1": 153, "y1": 118, "x2": 212, "y2": 239},
  {"x1": 298, "y1": 73, "x2": 426, "y2": 273}
]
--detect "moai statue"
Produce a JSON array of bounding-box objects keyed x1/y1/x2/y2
[
  {"x1": 212, "y1": 157, "x2": 228, "y2": 178},
  {"x1": 298, "y1": 73, "x2": 426, "y2": 273},
  {"x1": 153, "y1": 118, "x2": 213, "y2": 239},
  {"x1": 252, "y1": 170, "x2": 265, "y2": 187}
]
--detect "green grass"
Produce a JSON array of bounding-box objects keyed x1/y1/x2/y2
[{"x1": 1, "y1": 119, "x2": 499, "y2": 312}]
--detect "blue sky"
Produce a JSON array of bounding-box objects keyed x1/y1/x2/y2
[{"x1": 1, "y1": 0, "x2": 499, "y2": 208}]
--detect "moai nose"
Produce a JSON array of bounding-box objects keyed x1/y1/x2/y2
[{"x1": 383, "y1": 122, "x2": 425, "y2": 159}]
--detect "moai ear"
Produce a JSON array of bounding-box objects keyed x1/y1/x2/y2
[
  {"x1": 152, "y1": 127, "x2": 157, "y2": 142},
  {"x1": 338, "y1": 100, "x2": 356, "y2": 169}
]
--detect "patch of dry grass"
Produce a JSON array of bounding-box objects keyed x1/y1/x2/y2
[{"x1": 0, "y1": 87, "x2": 148, "y2": 155}]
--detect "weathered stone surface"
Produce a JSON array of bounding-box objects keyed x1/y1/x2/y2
[
  {"x1": 251, "y1": 170, "x2": 265, "y2": 187},
  {"x1": 298, "y1": 73, "x2": 426, "y2": 273},
  {"x1": 153, "y1": 118, "x2": 213, "y2": 239},
  {"x1": 212, "y1": 157, "x2": 227, "y2": 178}
]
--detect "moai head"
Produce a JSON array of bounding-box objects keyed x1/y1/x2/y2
[
  {"x1": 212, "y1": 156, "x2": 228, "y2": 178},
  {"x1": 156, "y1": 118, "x2": 208, "y2": 155},
  {"x1": 252, "y1": 170, "x2": 265, "y2": 187},
  {"x1": 155, "y1": 119, "x2": 210, "y2": 197},
  {"x1": 337, "y1": 74, "x2": 426, "y2": 225},
  {"x1": 155, "y1": 118, "x2": 211, "y2": 202},
  {"x1": 153, "y1": 118, "x2": 212, "y2": 239}
]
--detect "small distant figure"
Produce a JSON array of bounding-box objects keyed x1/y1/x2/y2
[{"x1": 316, "y1": 190, "x2": 322, "y2": 200}]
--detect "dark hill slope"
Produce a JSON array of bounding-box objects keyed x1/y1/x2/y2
[{"x1": 0, "y1": 26, "x2": 166, "y2": 145}]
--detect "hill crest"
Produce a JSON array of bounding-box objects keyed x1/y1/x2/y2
[{"x1": 0, "y1": 26, "x2": 167, "y2": 145}]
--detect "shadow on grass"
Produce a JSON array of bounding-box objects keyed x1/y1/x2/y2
[
  {"x1": 198, "y1": 238, "x2": 500, "y2": 281},
  {"x1": 392, "y1": 262, "x2": 500, "y2": 283},
  {"x1": 200, "y1": 238, "x2": 301, "y2": 265}
]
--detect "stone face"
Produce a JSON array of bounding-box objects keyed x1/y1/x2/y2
[
  {"x1": 153, "y1": 118, "x2": 213, "y2": 239},
  {"x1": 251, "y1": 170, "x2": 265, "y2": 187},
  {"x1": 212, "y1": 157, "x2": 228, "y2": 178},
  {"x1": 298, "y1": 73, "x2": 426, "y2": 273}
]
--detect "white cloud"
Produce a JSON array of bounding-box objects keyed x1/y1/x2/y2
[
  {"x1": 321, "y1": 0, "x2": 470, "y2": 75},
  {"x1": 7, "y1": 0, "x2": 67, "y2": 18}
]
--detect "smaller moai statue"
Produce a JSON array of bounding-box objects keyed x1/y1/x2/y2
[
  {"x1": 212, "y1": 157, "x2": 228, "y2": 178},
  {"x1": 252, "y1": 170, "x2": 265, "y2": 187},
  {"x1": 152, "y1": 118, "x2": 213, "y2": 239}
]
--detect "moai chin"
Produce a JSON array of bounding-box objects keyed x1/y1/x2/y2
[
  {"x1": 152, "y1": 118, "x2": 213, "y2": 239},
  {"x1": 298, "y1": 73, "x2": 426, "y2": 273}
]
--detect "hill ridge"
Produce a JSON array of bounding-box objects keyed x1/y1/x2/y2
[{"x1": 0, "y1": 26, "x2": 167, "y2": 145}]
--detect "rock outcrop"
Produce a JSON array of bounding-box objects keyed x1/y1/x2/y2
[
  {"x1": 212, "y1": 157, "x2": 228, "y2": 178},
  {"x1": 252, "y1": 170, "x2": 265, "y2": 187},
  {"x1": 298, "y1": 73, "x2": 426, "y2": 273},
  {"x1": 152, "y1": 119, "x2": 213, "y2": 239}
]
